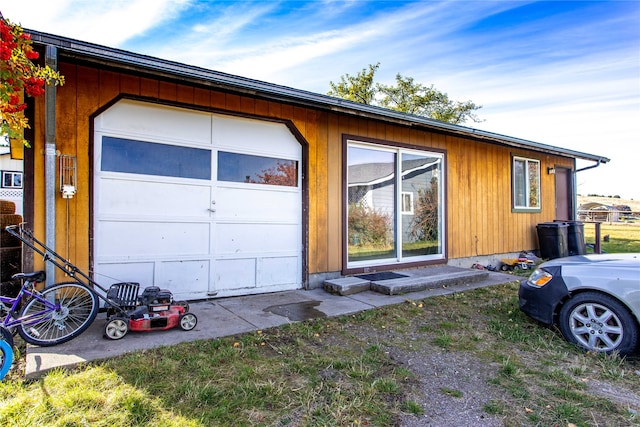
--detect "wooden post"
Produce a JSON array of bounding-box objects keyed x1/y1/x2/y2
[
  {"x1": 584, "y1": 221, "x2": 602, "y2": 254},
  {"x1": 594, "y1": 222, "x2": 601, "y2": 254}
]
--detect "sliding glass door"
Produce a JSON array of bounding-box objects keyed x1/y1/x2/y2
[{"x1": 347, "y1": 141, "x2": 444, "y2": 267}]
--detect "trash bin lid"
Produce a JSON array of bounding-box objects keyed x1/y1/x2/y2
[{"x1": 537, "y1": 222, "x2": 568, "y2": 228}]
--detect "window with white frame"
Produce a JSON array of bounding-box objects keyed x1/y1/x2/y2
[
  {"x1": 401, "y1": 192, "x2": 414, "y2": 214},
  {"x1": 346, "y1": 140, "x2": 445, "y2": 267},
  {"x1": 512, "y1": 156, "x2": 540, "y2": 210},
  {"x1": 2, "y1": 171, "x2": 22, "y2": 189}
]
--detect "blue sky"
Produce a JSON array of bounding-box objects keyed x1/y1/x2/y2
[{"x1": 2, "y1": 0, "x2": 639, "y2": 199}]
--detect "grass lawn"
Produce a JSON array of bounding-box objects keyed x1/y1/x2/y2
[
  {"x1": 1, "y1": 224, "x2": 639, "y2": 426},
  {"x1": 348, "y1": 240, "x2": 439, "y2": 262},
  {"x1": 583, "y1": 222, "x2": 640, "y2": 253},
  {"x1": 3, "y1": 283, "x2": 639, "y2": 426}
]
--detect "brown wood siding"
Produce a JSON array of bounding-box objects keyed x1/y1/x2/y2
[{"x1": 28, "y1": 62, "x2": 574, "y2": 281}]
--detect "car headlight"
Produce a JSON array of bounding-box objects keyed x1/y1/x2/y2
[{"x1": 527, "y1": 268, "x2": 553, "y2": 287}]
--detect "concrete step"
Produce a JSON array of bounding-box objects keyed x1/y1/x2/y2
[{"x1": 324, "y1": 266, "x2": 490, "y2": 296}]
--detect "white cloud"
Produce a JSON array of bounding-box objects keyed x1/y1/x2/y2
[
  {"x1": 2, "y1": 0, "x2": 638, "y2": 198},
  {"x1": 0, "y1": 0, "x2": 192, "y2": 46}
]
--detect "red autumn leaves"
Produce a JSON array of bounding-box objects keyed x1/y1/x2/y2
[
  {"x1": 1, "y1": 18, "x2": 42, "y2": 113},
  {"x1": 1, "y1": 13, "x2": 63, "y2": 145}
]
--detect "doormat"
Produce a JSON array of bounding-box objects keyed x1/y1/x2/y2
[{"x1": 356, "y1": 272, "x2": 408, "y2": 281}]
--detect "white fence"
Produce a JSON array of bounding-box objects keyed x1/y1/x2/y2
[{"x1": 578, "y1": 209, "x2": 639, "y2": 224}]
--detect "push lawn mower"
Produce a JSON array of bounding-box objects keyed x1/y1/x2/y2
[
  {"x1": 5, "y1": 224, "x2": 198, "y2": 342},
  {"x1": 103, "y1": 283, "x2": 197, "y2": 340}
]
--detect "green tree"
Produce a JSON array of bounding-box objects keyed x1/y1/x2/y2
[
  {"x1": 327, "y1": 63, "x2": 379, "y2": 105},
  {"x1": 328, "y1": 63, "x2": 481, "y2": 125}
]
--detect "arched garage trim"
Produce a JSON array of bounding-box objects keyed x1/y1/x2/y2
[{"x1": 89, "y1": 96, "x2": 309, "y2": 299}]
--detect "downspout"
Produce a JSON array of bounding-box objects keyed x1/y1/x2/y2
[
  {"x1": 573, "y1": 160, "x2": 604, "y2": 211},
  {"x1": 575, "y1": 158, "x2": 603, "y2": 174},
  {"x1": 45, "y1": 45, "x2": 57, "y2": 286},
  {"x1": 573, "y1": 158, "x2": 604, "y2": 221},
  {"x1": 573, "y1": 158, "x2": 605, "y2": 250},
  {"x1": 572, "y1": 158, "x2": 578, "y2": 220}
]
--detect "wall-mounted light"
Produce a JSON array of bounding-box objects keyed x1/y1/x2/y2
[{"x1": 547, "y1": 167, "x2": 555, "y2": 175}]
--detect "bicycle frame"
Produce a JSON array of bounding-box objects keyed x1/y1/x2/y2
[
  {"x1": 3, "y1": 224, "x2": 198, "y2": 344},
  {"x1": 5, "y1": 224, "x2": 128, "y2": 316},
  {"x1": 0, "y1": 282, "x2": 60, "y2": 330}
]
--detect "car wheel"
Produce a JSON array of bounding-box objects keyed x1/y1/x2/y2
[{"x1": 558, "y1": 292, "x2": 639, "y2": 356}]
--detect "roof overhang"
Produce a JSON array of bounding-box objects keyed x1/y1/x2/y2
[{"x1": 28, "y1": 30, "x2": 610, "y2": 165}]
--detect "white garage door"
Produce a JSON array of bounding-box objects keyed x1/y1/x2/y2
[{"x1": 93, "y1": 100, "x2": 302, "y2": 300}]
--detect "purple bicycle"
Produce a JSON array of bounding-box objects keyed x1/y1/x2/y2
[{"x1": 0, "y1": 270, "x2": 98, "y2": 347}]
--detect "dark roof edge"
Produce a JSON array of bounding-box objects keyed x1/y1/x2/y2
[{"x1": 28, "y1": 29, "x2": 609, "y2": 164}]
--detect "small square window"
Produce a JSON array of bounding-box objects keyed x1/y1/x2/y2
[
  {"x1": 2, "y1": 171, "x2": 23, "y2": 189},
  {"x1": 401, "y1": 192, "x2": 414, "y2": 214}
]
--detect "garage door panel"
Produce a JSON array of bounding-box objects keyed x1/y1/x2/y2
[
  {"x1": 100, "y1": 221, "x2": 211, "y2": 257},
  {"x1": 216, "y1": 186, "x2": 300, "y2": 221},
  {"x1": 93, "y1": 261, "x2": 155, "y2": 288},
  {"x1": 214, "y1": 259, "x2": 257, "y2": 291},
  {"x1": 213, "y1": 116, "x2": 300, "y2": 157},
  {"x1": 258, "y1": 256, "x2": 299, "y2": 286},
  {"x1": 93, "y1": 260, "x2": 210, "y2": 300},
  {"x1": 99, "y1": 178, "x2": 211, "y2": 217},
  {"x1": 98, "y1": 100, "x2": 212, "y2": 145},
  {"x1": 215, "y1": 223, "x2": 299, "y2": 254},
  {"x1": 158, "y1": 260, "x2": 210, "y2": 299}
]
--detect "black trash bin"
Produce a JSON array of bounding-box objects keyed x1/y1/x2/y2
[
  {"x1": 556, "y1": 220, "x2": 586, "y2": 256},
  {"x1": 536, "y1": 222, "x2": 569, "y2": 259}
]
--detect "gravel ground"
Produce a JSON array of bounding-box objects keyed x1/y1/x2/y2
[
  {"x1": 334, "y1": 299, "x2": 640, "y2": 427},
  {"x1": 395, "y1": 351, "x2": 507, "y2": 426},
  {"x1": 337, "y1": 320, "x2": 513, "y2": 426},
  {"x1": 377, "y1": 341, "x2": 639, "y2": 427}
]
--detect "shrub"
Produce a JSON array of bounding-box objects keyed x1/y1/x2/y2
[{"x1": 348, "y1": 203, "x2": 392, "y2": 247}]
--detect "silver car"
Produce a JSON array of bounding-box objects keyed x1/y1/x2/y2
[{"x1": 519, "y1": 253, "x2": 640, "y2": 356}]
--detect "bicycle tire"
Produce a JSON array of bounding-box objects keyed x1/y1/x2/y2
[
  {"x1": 0, "y1": 326, "x2": 14, "y2": 349},
  {"x1": 0, "y1": 339, "x2": 13, "y2": 380},
  {"x1": 17, "y1": 282, "x2": 99, "y2": 347}
]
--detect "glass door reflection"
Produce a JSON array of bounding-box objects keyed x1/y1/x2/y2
[{"x1": 347, "y1": 146, "x2": 396, "y2": 263}]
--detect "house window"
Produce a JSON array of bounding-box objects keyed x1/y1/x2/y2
[
  {"x1": 346, "y1": 140, "x2": 444, "y2": 267},
  {"x1": 512, "y1": 156, "x2": 541, "y2": 210},
  {"x1": 217, "y1": 151, "x2": 298, "y2": 187},
  {"x1": 2, "y1": 171, "x2": 22, "y2": 189},
  {"x1": 101, "y1": 136, "x2": 211, "y2": 180},
  {"x1": 401, "y1": 192, "x2": 414, "y2": 214}
]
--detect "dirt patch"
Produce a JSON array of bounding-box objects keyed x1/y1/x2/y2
[
  {"x1": 393, "y1": 350, "x2": 507, "y2": 426},
  {"x1": 325, "y1": 286, "x2": 640, "y2": 426},
  {"x1": 586, "y1": 378, "x2": 640, "y2": 411}
]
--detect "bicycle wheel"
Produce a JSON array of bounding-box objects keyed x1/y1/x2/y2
[
  {"x1": 17, "y1": 282, "x2": 99, "y2": 346},
  {"x1": 0, "y1": 339, "x2": 13, "y2": 380},
  {"x1": 0, "y1": 326, "x2": 14, "y2": 349}
]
